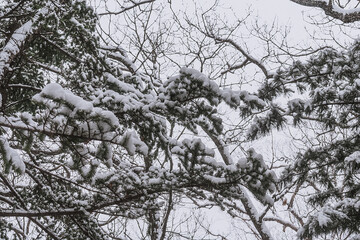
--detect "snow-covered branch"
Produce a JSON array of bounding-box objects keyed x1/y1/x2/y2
[{"x1": 290, "y1": 0, "x2": 360, "y2": 22}]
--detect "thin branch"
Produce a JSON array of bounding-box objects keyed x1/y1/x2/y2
[
  {"x1": 8, "y1": 84, "x2": 41, "y2": 92},
  {"x1": 39, "y1": 35, "x2": 82, "y2": 63},
  {"x1": 98, "y1": 0, "x2": 156, "y2": 16},
  {"x1": 209, "y1": 36, "x2": 273, "y2": 79}
]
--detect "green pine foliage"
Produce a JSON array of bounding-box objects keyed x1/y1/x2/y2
[{"x1": 251, "y1": 40, "x2": 360, "y2": 239}]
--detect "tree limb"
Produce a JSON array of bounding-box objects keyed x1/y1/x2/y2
[
  {"x1": 98, "y1": 0, "x2": 156, "y2": 16},
  {"x1": 290, "y1": 0, "x2": 360, "y2": 23}
]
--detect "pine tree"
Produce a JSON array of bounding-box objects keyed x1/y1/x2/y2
[
  {"x1": 249, "y1": 40, "x2": 360, "y2": 239},
  {"x1": 0, "y1": 0, "x2": 277, "y2": 239}
]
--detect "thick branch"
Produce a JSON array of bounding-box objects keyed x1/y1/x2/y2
[
  {"x1": 290, "y1": 0, "x2": 360, "y2": 23},
  {"x1": 201, "y1": 126, "x2": 273, "y2": 240},
  {"x1": 264, "y1": 217, "x2": 299, "y2": 231},
  {"x1": 0, "y1": 7, "x2": 51, "y2": 85}
]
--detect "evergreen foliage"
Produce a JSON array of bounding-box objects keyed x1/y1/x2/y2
[{"x1": 251, "y1": 40, "x2": 360, "y2": 239}]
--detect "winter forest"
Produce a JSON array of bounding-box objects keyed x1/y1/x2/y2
[{"x1": 0, "y1": 0, "x2": 359, "y2": 239}]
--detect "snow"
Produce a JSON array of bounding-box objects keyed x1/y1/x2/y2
[
  {"x1": 0, "y1": 7, "x2": 48, "y2": 78},
  {"x1": 33, "y1": 82, "x2": 121, "y2": 128},
  {"x1": 180, "y1": 67, "x2": 219, "y2": 91},
  {"x1": 333, "y1": 4, "x2": 360, "y2": 14},
  {"x1": 345, "y1": 151, "x2": 360, "y2": 164},
  {"x1": 39, "y1": 83, "x2": 65, "y2": 99},
  {"x1": 203, "y1": 175, "x2": 226, "y2": 184},
  {"x1": 81, "y1": 165, "x2": 91, "y2": 176},
  {"x1": 40, "y1": 83, "x2": 93, "y2": 112},
  {"x1": 240, "y1": 186, "x2": 274, "y2": 239},
  {"x1": 337, "y1": 198, "x2": 360, "y2": 211},
  {"x1": 148, "y1": 178, "x2": 162, "y2": 185},
  {"x1": 238, "y1": 90, "x2": 266, "y2": 107},
  {"x1": 304, "y1": 100, "x2": 312, "y2": 110},
  {"x1": 237, "y1": 157, "x2": 248, "y2": 168},
  {"x1": 119, "y1": 131, "x2": 148, "y2": 155},
  {"x1": 0, "y1": 137, "x2": 25, "y2": 174},
  {"x1": 105, "y1": 73, "x2": 138, "y2": 93},
  {"x1": 0, "y1": 21, "x2": 33, "y2": 77},
  {"x1": 202, "y1": 156, "x2": 219, "y2": 166},
  {"x1": 287, "y1": 98, "x2": 303, "y2": 111},
  {"x1": 171, "y1": 146, "x2": 184, "y2": 155},
  {"x1": 317, "y1": 210, "x2": 332, "y2": 227},
  {"x1": 221, "y1": 142, "x2": 233, "y2": 164},
  {"x1": 355, "y1": 79, "x2": 360, "y2": 87},
  {"x1": 163, "y1": 67, "x2": 265, "y2": 111},
  {"x1": 70, "y1": 17, "x2": 83, "y2": 28}
]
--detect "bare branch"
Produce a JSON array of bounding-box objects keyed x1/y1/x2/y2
[
  {"x1": 98, "y1": 0, "x2": 156, "y2": 16},
  {"x1": 263, "y1": 217, "x2": 299, "y2": 231}
]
